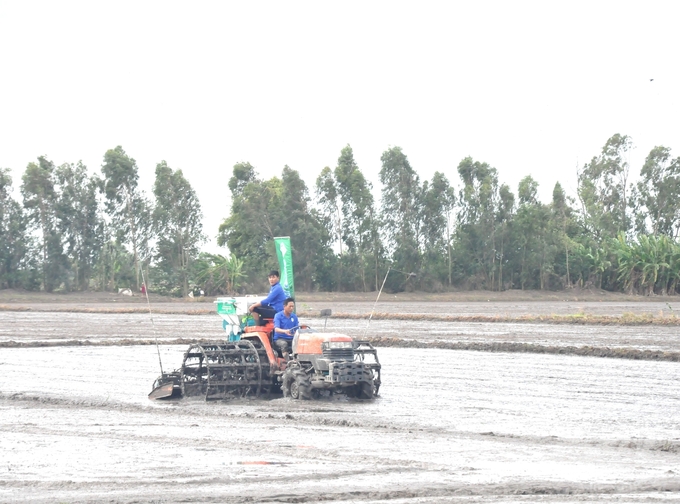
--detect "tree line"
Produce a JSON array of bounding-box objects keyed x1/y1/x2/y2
[
  {"x1": 2, "y1": 134, "x2": 680, "y2": 296},
  {"x1": 0, "y1": 147, "x2": 203, "y2": 296}
]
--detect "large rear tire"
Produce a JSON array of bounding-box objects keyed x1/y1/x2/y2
[{"x1": 282, "y1": 368, "x2": 294, "y2": 398}]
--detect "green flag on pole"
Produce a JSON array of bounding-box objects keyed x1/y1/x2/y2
[{"x1": 274, "y1": 236, "x2": 295, "y2": 299}]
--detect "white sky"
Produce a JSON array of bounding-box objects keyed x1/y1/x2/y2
[{"x1": 1, "y1": 1, "x2": 678, "y2": 252}]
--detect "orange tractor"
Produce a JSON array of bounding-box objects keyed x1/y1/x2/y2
[{"x1": 149, "y1": 299, "x2": 381, "y2": 401}]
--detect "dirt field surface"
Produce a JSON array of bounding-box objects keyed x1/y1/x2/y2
[
  {"x1": 1, "y1": 289, "x2": 680, "y2": 321},
  {"x1": 1, "y1": 291, "x2": 680, "y2": 503}
]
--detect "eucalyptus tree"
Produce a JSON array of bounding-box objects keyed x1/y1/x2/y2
[
  {"x1": 419, "y1": 172, "x2": 455, "y2": 288},
  {"x1": 550, "y1": 182, "x2": 578, "y2": 287},
  {"x1": 577, "y1": 134, "x2": 633, "y2": 240},
  {"x1": 496, "y1": 183, "x2": 515, "y2": 291},
  {"x1": 218, "y1": 163, "x2": 285, "y2": 287},
  {"x1": 315, "y1": 146, "x2": 379, "y2": 291},
  {"x1": 379, "y1": 146, "x2": 420, "y2": 291},
  {"x1": 315, "y1": 166, "x2": 341, "y2": 289},
  {"x1": 152, "y1": 161, "x2": 204, "y2": 296},
  {"x1": 632, "y1": 146, "x2": 680, "y2": 237},
  {"x1": 219, "y1": 163, "x2": 329, "y2": 291},
  {"x1": 315, "y1": 166, "x2": 341, "y2": 254},
  {"x1": 0, "y1": 169, "x2": 31, "y2": 288},
  {"x1": 512, "y1": 176, "x2": 555, "y2": 290},
  {"x1": 21, "y1": 156, "x2": 67, "y2": 291},
  {"x1": 54, "y1": 162, "x2": 103, "y2": 290},
  {"x1": 274, "y1": 166, "x2": 328, "y2": 291},
  {"x1": 334, "y1": 145, "x2": 378, "y2": 291},
  {"x1": 101, "y1": 146, "x2": 148, "y2": 289},
  {"x1": 453, "y1": 157, "x2": 500, "y2": 289}
]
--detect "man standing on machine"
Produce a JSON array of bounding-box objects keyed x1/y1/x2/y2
[{"x1": 248, "y1": 270, "x2": 286, "y2": 325}]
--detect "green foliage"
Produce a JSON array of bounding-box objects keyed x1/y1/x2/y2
[
  {"x1": 577, "y1": 134, "x2": 633, "y2": 240},
  {"x1": 453, "y1": 157, "x2": 501, "y2": 289},
  {"x1": 152, "y1": 161, "x2": 204, "y2": 296},
  {"x1": 495, "y1": 183, "x2": 515, "y2": 291},
  {"x1": 21, "y1": 156, "x2": 68, "y2": 292},
  {"x1": 219, "y1": 163, "x2": 328, "y2": 292},
  {"x1": 54, "y1": 162, "x2": 103, "y2": 290},
  {"x1": 277, "y1": 166, "x2": 329, "y2": 292},
  {"x1": 92, "y1": 239, "x2": 136, "y2": 291},
  {"x1": 228, "y1": 162, "x2": 256, "y2": 195},
  {"x1": 316, "y1": 146, "x2": 380, "y2": 291},
  {"x1": 218, "y1": 168, "x2": 282, "y2": 288},
  {"x1": 0, "y1": 168, "x2": 34, "y2": 289},
  {"x1": 632, "y1": 146, "x2": 680, "y2": 237},
  {"x1": 6, "y1": 135, "x2": 680, "y2": 296},
  {"x1": 612, "y1": 234, "x2": 680, "y2": 295},
  {"x1": 379, "y1": 146, "x2": 420, "y2": 291},
  {"x1": 192, "y1": 253, "x2": 245, "y2": 296},
  {"x1": 511, "y1": 176, "x2": 555, "y2": 290},
  {"x1": 418, "y1": 172, "x2": 455, "y2": 290},
  {"x1": 101, "y1": 146, "x2": 147, "y2": 289}
]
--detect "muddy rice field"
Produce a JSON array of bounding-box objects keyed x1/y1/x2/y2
[{"x1": 1, "y1": 297, "x2": 680, "y2": 503}]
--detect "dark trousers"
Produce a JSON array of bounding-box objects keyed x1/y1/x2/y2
[
  {"x1": 275, "y1": 338, "x2": 291, "y2": 355},
  {"x1": 253, "y1": 305, "x2": 277, "y2": 322}
]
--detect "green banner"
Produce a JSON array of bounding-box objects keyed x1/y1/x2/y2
[{"x1": 274, "y1": 236, "x2": 295, "y2": 300}]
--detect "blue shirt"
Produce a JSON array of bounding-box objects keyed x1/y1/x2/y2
[
  {"x1": 260, "y1": 281, "x2": 286, "y2": 312},
  {"x1": 273, "y1": 311, "x2": 299, "y2": 341}
]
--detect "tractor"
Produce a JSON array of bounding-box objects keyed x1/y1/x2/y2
[{"x1": 149, "y1": 296, "x2": 380, "y2": 401}]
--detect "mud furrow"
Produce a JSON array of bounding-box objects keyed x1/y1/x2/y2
[
  {"x1": 3, "y1": 478, "x2": 680, "y2": 503},
  {"x1": 4, "y1": 391, "x2": 679, "y2": 456},
  {"x1": 3, "y1": 336, "x2": 680, "y2": 362}
]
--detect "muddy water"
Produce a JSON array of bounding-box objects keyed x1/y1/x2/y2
[
  {"x1": 1, "y1": 341, "x2": 680, "y2": 503},
  {"x1": 3, "y1": 310, "x2": 680, "y2": 353},
  {"x1": 2, "y1": 306, "x2": 680, "y2": 502}
]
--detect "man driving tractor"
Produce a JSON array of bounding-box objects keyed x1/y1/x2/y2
[{"x1": 273, "y1": 297, "x2": 298, "y2": 358}]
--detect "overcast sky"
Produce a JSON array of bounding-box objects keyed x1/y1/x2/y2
[{"x1": 1, "y1": 1, "x2": 678, "y2": 252}]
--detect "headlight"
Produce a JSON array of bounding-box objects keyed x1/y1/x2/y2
[{"x1": 326, "y1": 341, "x2": 353, "y2": 349}]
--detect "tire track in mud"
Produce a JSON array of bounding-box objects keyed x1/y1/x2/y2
[
  {"x1": 4, "y1": 392, "x2": 679, "y2": 456},
  {"x1": 3, "y1": 336, "x2": 680, "y2": 362},
  {"x1": 240, "y1": 481, "x2": 680, "y2": 503},
  {"x1": 2, "y1": 303, "x2": 680, "y2": 325},
  {"x1": 322, "y1": 311, "x2": 680, "y2": 326},
  {"x1": 3, "y1": 478, "x2": 680, "y2": 503},
  {"x1": 235, "y1": 480, "x2": 680, "y2": 502},
  {"x1": 3, "y1": 345, "x2": 679, "y2": 503},
  {"x1": 369, "y1": 337, "x2": 680, "y2": 362}
]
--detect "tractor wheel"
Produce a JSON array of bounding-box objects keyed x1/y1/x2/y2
[
  {"x1": 282, "y1": 368, "x2": 295, "y2": 398},
  {"x1": 347, "y1": 370, "x2": 375, "y2": 399},
  {"x1": 357, "y1": 380, "x2": 374, "y2": 400},
  {"x1": 289, "y1": 370, "x2": 312, "y2": 400}
]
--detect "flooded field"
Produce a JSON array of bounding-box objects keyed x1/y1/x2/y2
[
  {"x1": 1, "y1": 301, "x2": 680, "y2": 503},
  {"x1": 2, "y1": 309, "x2": 680, "y2": 354}
]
